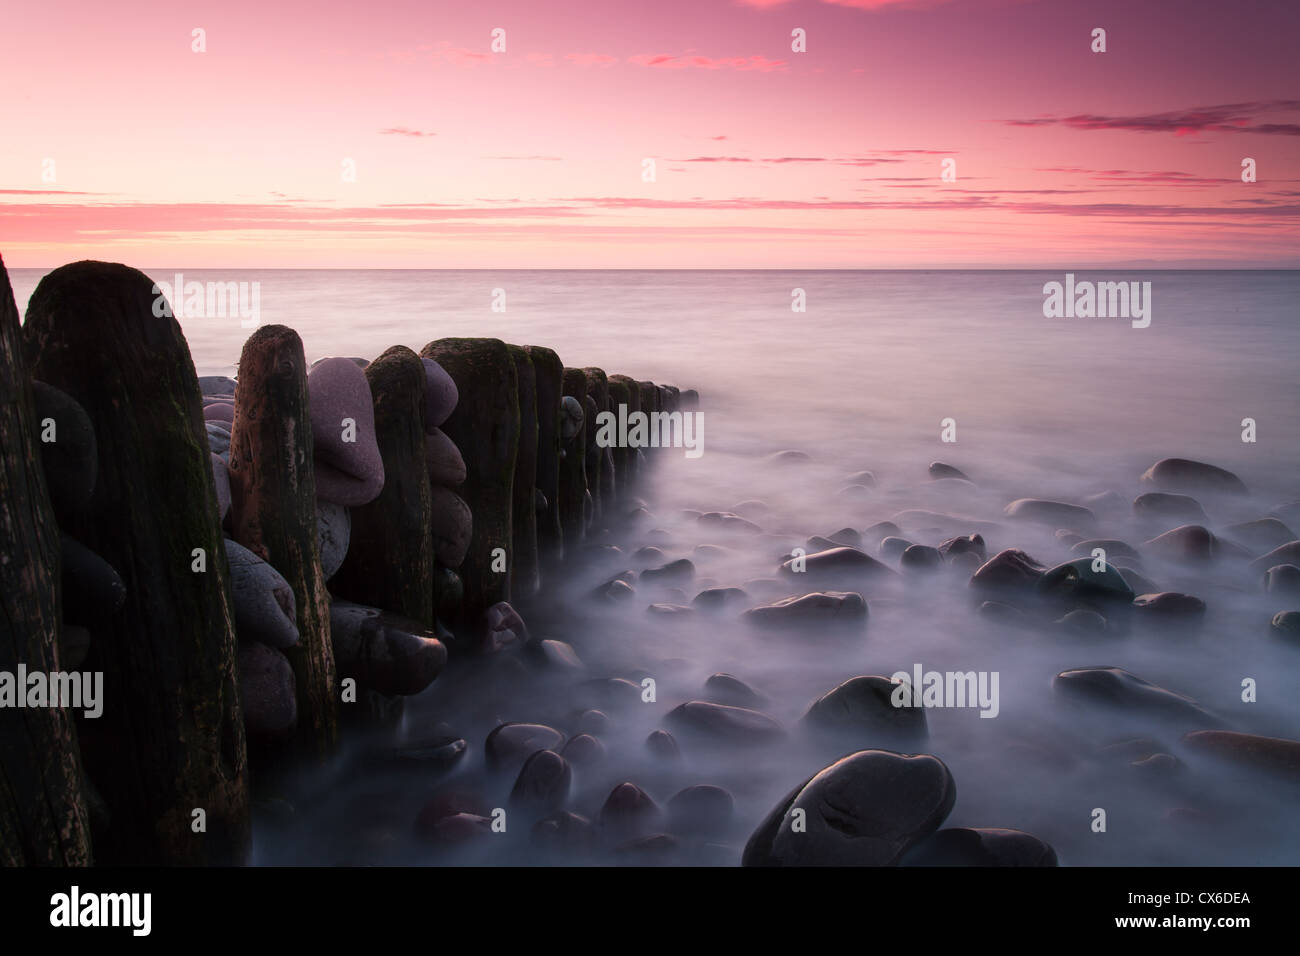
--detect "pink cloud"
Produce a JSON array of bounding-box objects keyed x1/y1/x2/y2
[
  {"x1": 1006, "y1": 101, "x2": 1300, "y2": 137},
  {"x1": 565, "y1": 53, "x2": 618, "y2": 67},
  {"x1": 379, "y1": 127, "x2": 436, "y2": 138},
  {"x1": 628, "y1": 53, "x2": 787, "y2": 72}
]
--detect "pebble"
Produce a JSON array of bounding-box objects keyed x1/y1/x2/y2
[
  {"x1": 879, "y1": 536, "x2": 914, "y2": 560},
  {"x1": 1140, "y1": 458, "x2": 1247, "y2": 495},
  {"x1": 900, "y1": 544, "x2": 943, "y2": 572},
  {"x1": 802, "y1": 675, "x2": 928, "y2": 741},
  {"x1": 641, "y1": 558, "x2": 695, "y2": 584},
  {"x1": 692, "y1": 587, "x2": 747, "y2": 611},
  {"x1": 424, "y1": 427, "x2": 466, "y2": 486},
  {"x1": 211, "y1": 453, "x2": 232, "y2": 523},
  {"x1": 1270, "y1": 611, "x2": 1300, "y2": 639},
  {"x1": 665, "y1": 701, "x2": 785, "y2": 745},
  {"x1": 847, "y1": 470, "x2": 876, "y2": 486},
  {"x1": 559, "y1": 395, "x2": 584, "y2": 441},
  {"x1": 696, "y1": 512, "x2": 762, "y2": 534},
  {"x1": 1037, "y1": 558, "x2": 1135, "y2": 604},
  {"x1": 329, "y1": 600, "x2": 447, "y2": 694},
  {"x1": 742, "y1": 750, "x2": 956, "y2": 866},
  {"x1": 1004, "y1": 498, "x2": 1095, "y2": 528},
  {"x1": 1133, "y1": 492, "x2": 1206, "y2": 522},
  {"x1": 766, "y1": 450, "x2": 812, "y2": 465},
  {"x1": 315, "y1": 499, "x2": 351, "y2": 580},
  {"x1": 59, "y1": 534, "x2": 126, "y2": 625},
  {"x1": 1250, "y1": 540, "x2": 1300, "y2": 574},
  {"x1": 970, "y1": 549, "x2": 1047, "y2": 592},
  {"x1": 862, "y1": 520, "x2": 901, "y2": 543},
  {"x1": 205, "y1": 421, "x2": 231, "y2": 458},
  {"x1": 703, "y1": 673, "x2": 762, "y2": 706},
  {"x1": 237, "y1": 642, "x2": 297, "y2": 738},
  {"x1": 307, "y1": 357, "x2": 384, "y2": 506},
  {"x1": 928, "y1": 461, "x2": 970, "y2": 481},
  {"x1": 198, "y1": 375, "x2": 237, "y2": 396},
  {"x1": 203, "y1": 402, "x2": 235, "y2": 424},
  {"x1": 421, "y1": 358, "x2": 458, "y2": 428},
  {"x1": 743, "y1": 591, "x2": 868, "y2": 628},
  {"x1": 1182, "y1": 730, "x2": 1300, "y2": 781},
  {"x1": 484, "y1": 722, "x2": 566, "y2": 772},
  {"x1": 428, "y1": 485, "x2": 472, "y2": 567},
  {"x1": 510, "y1": 750, "x2": 572, "y2": 815},
  {"x1": 484, "y1": 601, "x2": 530, "y2": 652},
  {"x1": 224, "y1": 538, "x2": 298, "y2": 648},
  {"x1": 939, "y1": 533, "x2": 986, "y2": 560},
  {"x1": 600, "y1": 783, "x2": 662, "y2": 838},
  {"x1": 667, "y1": 785, "x2": 734, "y2": 835},
  {"x1": 779, "y1": 546, "x2": 898, "y2": 583},
  {"x1": 645, "y1": 729, "x2": 680, "y2": 761},
  {"x1": 1144, "y1": 525, "x2": 1218, "y2": 563},
  {"x1": 1053, "y1": 667, "x2": 1218, "y2": 724},
  {"x1": 560, "y1": 733, "x2": 606, "y2": 767},
  {"x1": 1222, "y1": 518, "x2": 1296, "y2": 552},
  {"x1": 32, "y1": 381, "x2": 97, "y2": 513},
  {"x1": 901, "y1": 828, "x2": 1057, "y2": 867},
  {"x1": 1264, "y1": 564, "x2": 1300, "y2": 596},
  {"x1": 1133, "y1": 592, "x2": 1207, "y2": 621}
]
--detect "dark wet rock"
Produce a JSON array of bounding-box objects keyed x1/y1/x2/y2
[
  {"x1": 1055, "y1": 609, "x2": 1108, "y2": 636},
  {"x1": 581, "y1": 677, "x2": 643, "y2": 710},
  {"x1": 198, "y1": 374, "x2": 237, "y2": 396},
  {"x1": 1037, "y1": 558, "x2": 1135, "y2": 605},
  {"x1": 696, "y1": 511, "x2": 762, "y2": 534},
  {"x1": 767, "y1": 450, "x2": 812, "y2": 465},
  {"x1": 421, "y1": 357, "x2": 458, "y2": 428},
  {"x1": 1250, "y1": 540, "x2": 1300, "y2": 574},
  {"x1": 692, "y1": 586, "x2": 747, "y2": 611},
  {"x1": 647, "y1": 602, "x2": 694, "y2": 617},
  {"x1": 360, "y1": 736, "x2": 466, "y2": 775},
  {"x1": 424, "y1": 427, "x2": 466, "y2": 486},
  {"x1": 1053, "y1": 667, "x2": 1218, "y2": 724},
  {"x1": 1133, "y1": 492, "x2": 1206, "y2": 522},
  {"x1": 510, "y1": 750, "x2": 572, "y2": 815},
  {"x1": 732, "y1": 499, "x2": 769, "y2": 517},
  {"x1": 559, "y1": 395, "x2": 584, "y2": 442},
  {"x1": 645, "y1": 729, "x2": 680, "y2": 761},
  {"x1": 879, "y1": 536, "x2": 913, "y2": 560},
  {"x1": 59, "y1": 534, "x2": 126, "y2": 626},
  {"x1": 1133, "y1": 592, "x2": 1206, "y2": 621},
  {"x1": 577, "y1": 710, "x2": 608, "y2": 735},
  {"x1": 1070, "y1": 538, "x2": 1140, "y2": 562},
  {"x1": 485, "y1": 722, "x2": 566, "y2": 771},
  {"x1": 668, "y1": 785, "x2": 734, "y2": 835},
  {"x1": 704, "y1": 673, "x2": 762, "y2": 706},
  {"x1": 594, "y1": 577, "x2": 636, "y2": 603},
  {"x1": 211, "y1": 453, "x2": 232, "y2": 522},
  {"x1": 665, "y1": 701, "x2": 785, "y2": 745},
  {"x1": 1083, "y1": 490, "x2": 1126, "y2": 512},
  {"x1": 1271, "y1": 611, "x2": 1300, "y2": 639},
  {"x1": 483, "y1": 601, "x2": 529, "y2": 652},
  {"x1": 307, "y1": 357, "x2": 384, "y2": 506},
  {"x1": 900, "y1": 544, "x2": 943, "y2": 572},
  {"x1": 1222, "y1": 517, "x2": 1296, "y2": 552},
  {"x1": 939, "y1": 533, "x2": 985, "y2": 561},
  {"x1": 536, "y1": 639, "x2": 583, "y2": 670},
  {"x1": 428, "y1": 485, "x2": 472, "y2": 568},
  {"x1": 970, "y1": 549, "x2": 1047, "y2": 593},
  {"x1": 1144, "y1": 525, "x2": 1218, "y2": 563},
  {"x1": 641, "y1": 558, "x2": 695, "y2": 585},
  {"x1": 807, "y1": 535, "x2": 842, "y2": 552},
  {"x1": 599, "y1": 783, "x2": 661, "y2": 838},
  {"x1": 224, "y1": 538, "x2": 298, "y2": 648},
  {"x1": 779, "y1": 546, "x2": 897, "y2": 582},
  {"x1": 901, "y1": 827, "x2": 1057, "y2": 867},
  {"x1": 802, "y1": 675, "x2": 927, "y2": 741},
  {"x1": 414, "y1": 810, "x2": 493, "y2": 846},
  {"x1": 862, "y1": 520, "x2": 900, "y2": 543},
  {"x1": 742, "y1": 750, "x2": 956, "y2": 867},
  {"x1": 32, "y1": 381, "x2": 97, "y2": 516},
  {"x1": 237, "y1": 642, "x2": 297, "y2": 738},
  {"x1": 829, "y1": 527, "x2": 862, "y2": 547},
  {"x1": 58, "y1": 625, "x2": 90, "y2": 669},
  {"x1": 978, "y1": 600, "x2": 1029, "y2": 626},
  {"x1": 1182, "y1": 730, "x2": 1300, "y2": 781},
  {"x1": 1116, "y1": 565, "x2": 1159, "y2": 596},
  {"x1": 315, "y1": 499, "x2": 350, "y2": 580},
  {"x1": 1004, "y1": 498, "x2": 1095, "y2": 528},
  {"x1": 1056, "y1": 531, "x2": 1083, "y2": 548},
  {"x1": 330, "y1": 600, "x2": 446, "y2": 694},
  {"x1": 891, "y1": 510, "x2": 1001, "y2": 536},
  {"x1": 929, "y1": 461, "x2": 969, "y2": 481},
  {"x1": 632, "y1": 545, "x2": 666, "y2": 566},
  {"x1": 205, "y1": 421, "x2": 231, "y2": 457},
  {"x1": 203, "y1": 402, "x2": 234, "y2": 424},
  {"x1": 531, "y1": 811, "x2": 594, "y2": 853},
  {"x1": 560, "y1": 733, "x2": 606, "y2": 768},
  {"x1": 1131, "y1": 753, "x2": 1183, "y2": 778},
  {"x1": 743, "y1": 591, "x2": 868, "y2": 628},
  {"x1": 1264, "y1": 564, "x2": 1300, "y2": 596},
  {"x1": 1141, "y1": 458, "x2": 1246, "y2": 495}
]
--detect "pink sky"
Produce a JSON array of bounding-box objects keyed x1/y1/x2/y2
[{"x1": 2, "y1": 0, "x2": 1298, "y2": 267}]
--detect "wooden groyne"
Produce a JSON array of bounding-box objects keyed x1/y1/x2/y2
[{"x1": 0, "y1": 258, "x2": 689, "y2": 865}]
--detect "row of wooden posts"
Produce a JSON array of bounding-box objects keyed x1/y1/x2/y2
[{"x1": 0, "y1": 259, "x2": 691, "y2": 866}]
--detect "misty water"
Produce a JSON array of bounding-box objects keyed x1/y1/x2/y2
[{"x1": 14, "y1": 269, "x2": 1300, "y2": 865}]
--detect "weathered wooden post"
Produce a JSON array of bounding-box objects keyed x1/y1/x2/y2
[
  {"x1": 422, "y1": 338, "x2": 519, "y2": 635},
  {"x1": 606, "y1": 375, "x2": 635, "y2": 497},
  {"x1": 333, "y1": 346, "x2": 434, "y2": 627},
  {"x1": 526, "y1": 346, "x2": 564, "y2": 568},
  {"x1": 559, "y1": 368, "x2": 589, "y2": 550},
  {"x1": 508, "y1": 345, "x2": 539, "y2": 597},
  {"x1": 0, "y1": 256, "x2": 93, "y2": 867},
  {"x1": 228, "y1": 325, "x2": 339, "y2": 761},
  {"x1": 24, "y1": 260, "x2": 249, "y2": 865},
  {"x1": 583, "y1": 368, "x2": 612, "y2": 520}
]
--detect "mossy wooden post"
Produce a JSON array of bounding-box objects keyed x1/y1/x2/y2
[
  {"x1": 638, "y1": 380, "x2": 661, "y2": 472},
  {"x1": 508, "y1": 345, "x2": 539, "y2": 597},
  {"x1": 23, "y1": 260, "x2": 249, "y2": 865},
  {"x1": 333, "y1": 346, "x2": 433, "y2": 627},
  {"x1": 583, "y1": 368, "x2": 612, "y2": 519},
  {"x1": 559, "y1": 367, "x2": 589, "y2": 551},
  {"x1": 526, "y1": 346, "x2": 563, "y2": 569},
  {"x1": 228, "y1": 325, "x2": 338, "y2": 761},
  {"x1": 422, "y1": 338, "x2": 518, "y2": 633},
  {"x1": 606, "y1": 375, "x2": 635, "y2": 496},
  {"x1": 0, "y1": 257, "x2": 92, "y2": 867}
]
